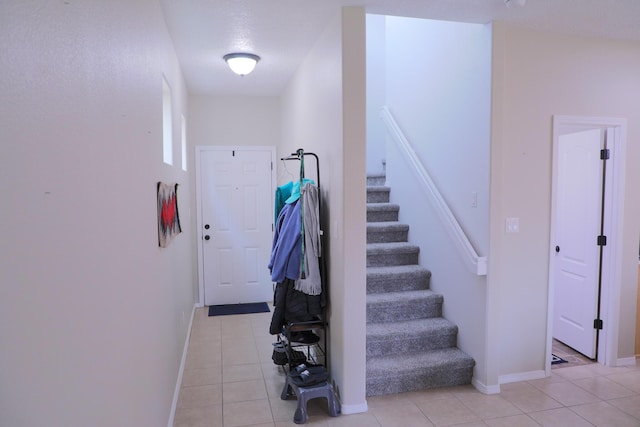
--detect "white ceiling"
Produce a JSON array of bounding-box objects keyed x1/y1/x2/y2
[{"x1": 159, "y1": 0, "x2": 640, "y2": 97}]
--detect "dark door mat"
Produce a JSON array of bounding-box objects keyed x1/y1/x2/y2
[
  {"x1": 551, "y1": 354, "x2": 568, "y2": 365},
  {"x1": 208, "y1": 302, "x2": 270, "y2": 317}
]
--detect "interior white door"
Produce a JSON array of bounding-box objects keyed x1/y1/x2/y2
[
  {"x1": 200, "y1": 148, "x2": 273, "y2": 305},
  {"x1": 553, "y1": 128, "x2": 603, "y2": 359}
]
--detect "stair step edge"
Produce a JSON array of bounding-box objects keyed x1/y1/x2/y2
[
  {"x1": 367, "y1": 222, "x2": 409, "y2": 229},
  {"x1": 367, "y1": 203, "x2": 399, "y2": 209},
  {"x1": 367, "y1": 242, "x2": 420, "y2": 250},
  {"x1": 366, "y1": 317, "x2": 456, "y2": 336},
  {"x1": 367, "y1": 348, "x2": 475, "y2": 373},
  {"x1": 367, "y1": 264, "x2": 431, "y2": 275},
  {"x1": 367, "y1": 289, "x2": 442, "y2": 304}
]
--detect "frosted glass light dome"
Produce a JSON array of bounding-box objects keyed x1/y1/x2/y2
[{"x1": 223, "y1": 53, "x2": 260, "y2": 76}]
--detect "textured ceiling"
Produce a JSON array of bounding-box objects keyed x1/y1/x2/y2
[{"x1": 159, "y1": 0, "x2": 640, "y2": 97}]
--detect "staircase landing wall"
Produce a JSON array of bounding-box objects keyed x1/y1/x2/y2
[{"x1": 383, "y1": 16, "x2": 491, "y2": 256}]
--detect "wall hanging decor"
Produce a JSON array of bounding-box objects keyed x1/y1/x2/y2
[{"x1": 157, "y1": 182, "x2": 181, "y2": 248}]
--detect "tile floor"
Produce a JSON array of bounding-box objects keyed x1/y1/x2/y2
[{"x1": 174, "y1": 306, "x2": 640, "y2": 426}]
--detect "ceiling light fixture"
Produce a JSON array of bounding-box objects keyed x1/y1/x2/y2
[{"x1": 223, "y1": 53, "x2": 260, "y2": 76}]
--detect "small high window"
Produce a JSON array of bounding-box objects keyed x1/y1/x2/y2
[
  {"x1": 181, "y1": 114, "x2": 187, "y2": 171},
  {"x1": 162, "y1": 77, "x2": 173, "y2": 165}
]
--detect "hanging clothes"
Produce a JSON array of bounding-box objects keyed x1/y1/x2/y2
[
  {"x1": 295, "y1": 182, "x2": 322, "y2": 295},
  {"x1": 269, "y1": 278, "x2": 322, "y2": 335},
  {"x1": 274, "y1": 181, "x2": 293, "y2": 224},
  {"x1": 268, "y1": 200, "x2": 302, "y2": 282},
  {"x1": 268, "y1": 149, "x2": 325, "y2": 335},
  {"x1": 274, "y1": 178, "x2": 315, "y2": 223}
]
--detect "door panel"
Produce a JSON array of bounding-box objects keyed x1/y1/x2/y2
[
  {"x1": 553, "y1": 128, "x2": 602, "y2": 359},
  {"x1": 200, "y1": 149, "x2": 273, "y2": 305}
]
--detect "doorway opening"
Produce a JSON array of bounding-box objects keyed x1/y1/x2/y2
[
  {"x1": 195, "y1": 146, "x2": 276, "y2": 306},
  {"x1": 547, "y1": 115, "x2": 627, "y2": 375},
  {"x1": 551, "y1": 338, "x2": 596, "y2": 370}
]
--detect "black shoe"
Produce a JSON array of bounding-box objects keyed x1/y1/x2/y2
[
  {"x1": 289, "y1": 331, "x2": 320, "y2": 344},
  {"x1": 289, "y1": 349, "x2": 307, "y2": 366},
  {"x1": 271, "y1": 342, "x2": 288, "y2": 365}
]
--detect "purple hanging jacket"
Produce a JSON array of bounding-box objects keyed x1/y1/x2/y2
[{"x1": 268, "y1": 200, "x2": 301, "y2": 282}]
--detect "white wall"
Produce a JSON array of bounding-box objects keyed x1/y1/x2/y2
[
  {"x1": 188, "y1": 95, "x2": 281, "y2": 150},
  {"x1": 365, "y1": 14, "x2": 387, "y2": 175},
  {"x1": 280, "y1": 7, "x2": 368, "y2": 413},
  {"x1": 0, "y1": 1, "x2": 195, "y2": 425},
  {"x1": 489, "y1": 22, "x2": 640, "y2": 383},
  {"x1": 384, "y1": 17, "x2": 492, "y2": 255}
]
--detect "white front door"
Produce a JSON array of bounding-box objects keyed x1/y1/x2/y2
[
  {"x1": 198, "y1": 147, "x2": 274, "y2": 305},
  {"x1": 553, "y1": 128, "x2": 603, "y2": 359}
]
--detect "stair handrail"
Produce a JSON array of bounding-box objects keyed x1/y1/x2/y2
[{"x1": 380, "y1": 106, "x2": 487, "y2": 276}]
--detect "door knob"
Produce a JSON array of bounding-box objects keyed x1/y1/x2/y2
[
  {"x1": 555, "y1": 246, "x2": 560, "y2": 253},
  {"x1": 204, "y1": 224, "x2": 210, "y2": 230},
  {"x1": 204, "y1": 235, "x2": 210, "y2": 241}
]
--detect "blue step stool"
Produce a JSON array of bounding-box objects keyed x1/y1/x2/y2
[{"x1": 281, "y1": 375, "x2": 340, "y2": 424}]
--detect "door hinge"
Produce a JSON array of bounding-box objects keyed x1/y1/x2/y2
[
  {"x1": 597, "y1": 235, "x2": 607, "y2": 246},
  {"x1": 594, "y1": 319, "x2": 603, "y2": 330},
  {"x1": 600, "y1": 149, "x2": 610, "y2": 160}
]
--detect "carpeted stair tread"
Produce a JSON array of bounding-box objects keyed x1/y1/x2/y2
[
  {"x1": 367, "y1": 242, "x2": 420, "y2": 253},
  {"x1": 366, "y1": 221, "x2": 409, "y2": 231},
  {"x1": 367, "y1": 347, "x2": 474, "y2": 374},
  {"x1": 367, "y1": 202, "x2": 398, "y2": 210},
  {"x1": 366, "y1": 348, "x2": 475, "y2": 396},
  {"x1": 367, "y1": 264, "x2": 431, "y2": 293},
  {"x1": 367, "y1": 264, "x2": 429, "y2": 275},
  {"x1": 367, "y1": 290, "x2": 442, "y2": 322},
  {"x1": 367, "y1": 242, "x2": 420, "y2": 267},
  {"x1": 367, "y1": 222, "x2": 409, "y2": 243},
  {"x1": 367, "y1": 187, "x2": 390, "y2": 203},
  {"x1": 367, "y1": 317, "x2": 456, "y2": 338},
  {"x1": 367, "y1": 264, "x2": 431, "y2": 278},
  {"x1": 367, "y1": 174, "x2": 386, "y2": 186},
  {"x1": 367, "y1": 289, "x2": 441, "y2": 305},
  {"x1": 367, "y1": 203, "x2": 400, "y2": 222},
  {"x1": 367, "y1": 318, "x2": 458, "y2": 357}
]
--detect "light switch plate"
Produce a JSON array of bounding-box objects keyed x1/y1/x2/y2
[{"x1": 506, "y1": 217, "x2": 520, "y2": 233}]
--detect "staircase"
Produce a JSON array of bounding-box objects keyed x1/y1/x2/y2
[{"x1": 365, "y1": 173, "x2": 475, "y2": 396}]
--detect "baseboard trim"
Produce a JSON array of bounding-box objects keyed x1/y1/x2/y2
[
  {"x1": 616, "y1": 356, "x2": 637, "y2": 366},
  {"x1": 499, "y1": 370, "x2": 546, "y2": 385},
  {"x1": 472, "y1": 378, "x2": 500, "y2": 395},
  {"x1": 167, "y1": 303, "x2": 197, "y2": 427},
  {"x1": 340, "y1": 401, "x2": 368, "y2": 415}
]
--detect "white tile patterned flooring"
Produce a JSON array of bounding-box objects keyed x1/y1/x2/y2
[{"x1": 174, "y1": 306, "x2": 640, "y2": 426}]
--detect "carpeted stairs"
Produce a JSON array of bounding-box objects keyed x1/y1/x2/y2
[{"x1": 366, "y1": 173, "x2": 475, "y2": 396}]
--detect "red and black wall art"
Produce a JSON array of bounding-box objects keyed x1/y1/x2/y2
[{"x1": 157, "y1": 182, "x2": 182, "y2": 248}]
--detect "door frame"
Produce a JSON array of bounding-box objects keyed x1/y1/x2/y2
[
  {"x1": 195, "y1": 145, "x2": 276, "y2": 307},
  {"x1": 546, "y1": 115, "x2": 627, "y2": 375}
]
